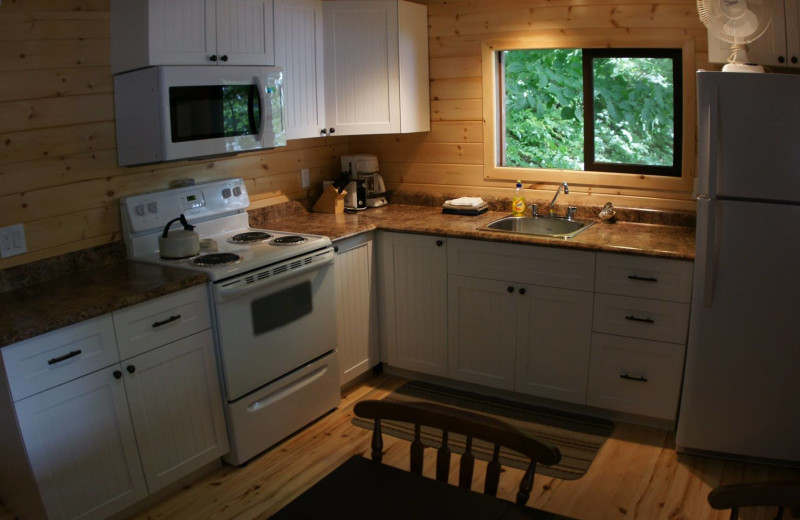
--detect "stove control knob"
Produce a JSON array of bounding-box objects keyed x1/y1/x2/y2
[
  {"x1": 134, "y1": 204, "x2": 146, "y2": 217},
  {"x1": 147, "y1": 202, "x2": 158, "y2": 214},
  {"x1": 222, "y1": 188, "x2": 232, "y2": 198},
  {"x1": 233, "y1": 186, "x2": 242, "y2": 197}
]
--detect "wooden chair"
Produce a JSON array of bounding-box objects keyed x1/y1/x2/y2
[
  {"x1": 708, "y1": 480, "x2": 800, "y2": 519},
  {"x1": 353, "y1": 399, "x2": 562, "y2": 507}
]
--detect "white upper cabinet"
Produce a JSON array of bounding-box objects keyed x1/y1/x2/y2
[
  {"x1": 708, "y1": 0, "x2": 800, "y2": 68},
  {"x1": 111, "y1": 0, "x2": 276, "y2": 74},
  {"x1": 322, "y1": 0, "x2": 430, "y2": 136},
  {"x1": 274, "y1": 0, "x2": 327, "y2": 139}
]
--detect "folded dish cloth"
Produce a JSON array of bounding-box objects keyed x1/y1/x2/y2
[{"x1": 443, "y1": 197, "x2": 485, "y2": 208}]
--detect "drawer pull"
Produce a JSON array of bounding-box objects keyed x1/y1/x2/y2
[
  {"x1": 47, "y1": 349, "x2": 82, "y2": 365},
  {"x1": 627, "y1": 274, "x2": 658, "y2": 282},
  {"x1": 620, "y1": 373, "x2": 648, "y2": 383},
  {"x1": 625, "y1": 315, "x2": 654, "y2": 324},
  {"x1": 152, "y1": 314, "x2": 182, "y2": 328}
]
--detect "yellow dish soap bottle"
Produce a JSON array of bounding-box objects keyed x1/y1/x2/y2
[{"x1": 511, "y1": 181, "x2": 525, "y2": 216}]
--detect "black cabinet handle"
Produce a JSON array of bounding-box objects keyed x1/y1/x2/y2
[
  {"x1": 620, "y1": 373, "x2": 648, "y2": 383},
  {"x1": 153, "y1": 314, "x2": 181, "y2": 328},
  {"x1": 221, "y1": 55, "x2": 229, "y2": 62},
  {"x1": 507, "y1": 286, "x2": 514, "y2": 293},
  {"x1": 334, "y1": 245, "x2": 339, "y2": 253},
  {"x1": 518, "y1": 288, "x2": 526, "y2": 295},
  {"x1": 126, "y1": 365, "x2": 136, "y2": 374},
  {"x1": 329, "y1": 128, "x2": 336, "y2": 134},
  {"x1": 436, "y1": 240, "x2": 443, "y2": 247},
  {"x1": 625, "y1": 315, "x2": 654, "y2": 324},
  {"x1": 779, "y1": 55, "x2": 786, "y2": 63},
  {"x1": 48, "y1": 349, "x2": 82, "y2": 365},
  {"x1": 627, "y1": 274, "x2": 658, "y2": 282},
  {"x1": 793, "y1": 56, "x2": 798, "y2": 64},
  {"x1": 113, "y1": 370, "x2": 122, "y2": 379},
  {"x1": 320, "y1": 129, "x2": 327, "y2": 136},
  {"x1": 210, "y1": 54, "x2": 218, "y2": 62}
]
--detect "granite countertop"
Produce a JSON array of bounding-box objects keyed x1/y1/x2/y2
[
  {"x1": 251, "y1": 203, "x2": 696, "y2": 261},
  {"x1": 0, "y1": 262, "x2": 208, "y2": 348}
]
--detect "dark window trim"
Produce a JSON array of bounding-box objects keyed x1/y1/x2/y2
[{"x1": 582, "y1": 48, "x2": 683, "y2": 177}]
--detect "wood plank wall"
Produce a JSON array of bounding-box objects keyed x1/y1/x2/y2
[
  {"x1": 351, "y1": 0, "x2": 713, "y2": 211},
  {"x1": 0, "y1": 0, "x2": 348, "y2": 270}
]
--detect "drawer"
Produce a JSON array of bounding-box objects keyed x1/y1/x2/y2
[
  {"x1": 1, "y1": 314, "x2": 119, "y2": 402},
  {"x1": 595, "y1": 253, "x2": 693, "y2": 303},
  {"x1": 592, "y1": 293, "x2": 689, "y2": 344},
  {"x1": 587, "y1": 333, "x2": 685, "y2": 420},
  {"x1": 113, "y1": 285, "x2": 211, "y2": 360},
  {"x1": 447, "y1": 238, "x2": 595, "y2": 291}
]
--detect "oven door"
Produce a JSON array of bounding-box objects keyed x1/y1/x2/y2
[{"x1": 212, "y1": 259, "x2": 336, "y2": 402}]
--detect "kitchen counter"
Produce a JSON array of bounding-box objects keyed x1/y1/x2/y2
[
  {"x1": 0, "y1": 261, "x2": 208, "y2": 347},
  {"x1": 251, "y1": 203, "x2": 695, "y2": 261}
]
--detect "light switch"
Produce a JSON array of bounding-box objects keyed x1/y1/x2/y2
[{"x1": 0, "y1": 223, "x2": 27, "y2": 259}]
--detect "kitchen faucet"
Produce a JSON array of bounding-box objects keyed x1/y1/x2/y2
[{"x1": 549, "y1": 182, "x2": 569, "y2": 215}]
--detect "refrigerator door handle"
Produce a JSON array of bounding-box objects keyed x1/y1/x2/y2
[
  {"x1": 697, "y1": 197, "x2": 720, "y2": 307},
  {"x1": 697, "y1": 83, "x2": 719, "y2": 199}
]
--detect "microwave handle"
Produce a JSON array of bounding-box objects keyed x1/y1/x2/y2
[{"x1": 255, "y1": 75, "x2": 268, "y2": 142}]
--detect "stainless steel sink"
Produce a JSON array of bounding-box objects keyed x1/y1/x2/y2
[{"x1": 479, "y1": 215, "x2": 596, "y2": 239}]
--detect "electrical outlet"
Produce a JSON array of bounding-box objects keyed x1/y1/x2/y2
[
  {"x1": 0, "y1": 223, "x2": 27, "y2": 259},
  {"x1": 301, "y1": 168, "x2": 310, "y2": 189}
]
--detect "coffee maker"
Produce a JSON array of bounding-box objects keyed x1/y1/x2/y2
[{"x1": 340, "y1": 154, "x2": 388, "y2": 208}]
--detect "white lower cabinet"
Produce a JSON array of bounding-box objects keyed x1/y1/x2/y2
[
  {"x1": 514, "y1": 285, "x2": 593, "y2": 404},
  {"x1": 446, "y1": 238, "x2": 594, "y2": 403},
  {"x1": 587, "y1": 333, "x2": 685, "y2": 419},
  {"x1": 0, "y1": 286, "x2": 228, "y2": 520},
  {"x1": 379, "y1": 232, "x2": 448, "y2": 377},
  {"x1": 334, "y1": 233, "x2": 379, "y2": 385},
  {"x1": 15, "y1": 366, "x2": 148, "y2": 520},
  {"x1": 447, "y1": 276, "x2": 519, "y2": 390}
]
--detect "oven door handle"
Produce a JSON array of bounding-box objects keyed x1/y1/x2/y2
[{"x1": 213, "y1": 249, "x2": 334, "y2": 303}]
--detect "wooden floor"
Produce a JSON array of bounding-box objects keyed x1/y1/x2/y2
[{"x1": 2, "y1": 373, "x2": 798, "y2": 520}]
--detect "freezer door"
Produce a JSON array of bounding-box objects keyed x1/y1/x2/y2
[
  {"x1": 676, "y1": 199, "x2": 800, "y2": 462},
  {"x1": 697, "y1": 71, "x2": 800, "y2": 202}
]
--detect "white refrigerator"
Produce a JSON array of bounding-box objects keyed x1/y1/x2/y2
[{"x1": 676, "y1": 71, "x2": 800, "y2": 463}]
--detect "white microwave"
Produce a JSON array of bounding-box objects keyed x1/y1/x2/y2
[{"x1": 113, "y1": 66, "x2": 286, "y2": 166}]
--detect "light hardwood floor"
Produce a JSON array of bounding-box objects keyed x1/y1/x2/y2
[{"x1": 2, "y1": 373, "x2": 798, "y2": 520}]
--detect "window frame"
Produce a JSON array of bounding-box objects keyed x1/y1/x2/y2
[{"x1": 482, "y1": 38, "x2": 696, "y2": 197}]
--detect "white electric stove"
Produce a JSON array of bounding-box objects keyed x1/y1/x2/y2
[{"x1": 120, "y1": 178, "x2": 341, "y2": 466}]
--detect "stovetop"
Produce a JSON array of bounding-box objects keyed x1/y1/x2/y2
[{"x1": 120, "y1": 179, "x2": 333, "y2": 282}]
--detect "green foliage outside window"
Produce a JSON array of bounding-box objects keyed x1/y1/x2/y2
[{"x1": 502, "y1": 49, "x2": 678, "y2": 175}]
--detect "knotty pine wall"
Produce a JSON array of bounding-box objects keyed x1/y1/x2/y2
[
  {"x1": 0, "y1": 0, "x2": 349, "y2": 270},
  {"x1": 351, "y1": 0, "x2": 713, "y2": 212}
]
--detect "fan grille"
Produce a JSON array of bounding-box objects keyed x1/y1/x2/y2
[{"x1": 697, "y1": 0, "x2": 772, "y2": 44}]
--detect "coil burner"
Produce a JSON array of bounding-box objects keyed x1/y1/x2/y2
[
  {"x1": 271, "y1": 235, "x2": 308, "y2": 246},
  {"x1": 228, "y1": 231, "x2": 272, "y2": 244},
  {"x1": 192, "y1": 253, "x2": 242, "y2": 267}
]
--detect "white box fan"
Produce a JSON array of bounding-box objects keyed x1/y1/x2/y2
[{"x1": 698, "y1": 0, "x2": 772, "y2": 72}]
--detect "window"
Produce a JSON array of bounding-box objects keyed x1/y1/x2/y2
[{"x1": 499, "y1": 48, "x2": 682, "y2": 177}]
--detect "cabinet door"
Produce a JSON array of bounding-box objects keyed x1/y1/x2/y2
[
  {"x1": 148, "y1": 0, "x2": 217, "y2": 65},
  {"x1": 447, "y1": 276, "x2": 518, "y2": 390},
  {"x1": 216, "y1": 0, "x2": 275, "y2": 65},
  {"x1": 515, "y1": 286, "x2": 593, "y2": 405},
  {"x1": 122, "y1": 330, "x2": 228, "y2": 493},
  {"x1": 15, "y1": 368, "x2": 148, "y2": 520},
  {"x1": 323, "y1": 1, "x2": 401, "y2": 135},
  {"x1": 275, "y1": 0, "x2": 326, "y2": 139},
  {"x1": 335, "y1": 234, "x2": 379, "y2": 385},
  {"x1": 379, "y1": 233, "x2": 447, "y2": 376}
]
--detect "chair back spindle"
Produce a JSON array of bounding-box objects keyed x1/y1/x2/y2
[{"x1": 354, "y1": 399, "x2": 561, "y2": 507}]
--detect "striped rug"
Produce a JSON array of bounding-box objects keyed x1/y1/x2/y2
[{"x1": 352, "y1": 380, "x2": 614, "y2": 480}]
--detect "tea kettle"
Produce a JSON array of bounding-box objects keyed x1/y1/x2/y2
[{"x1": 159, "y1": 214, "x2": 200, "y2": 259}]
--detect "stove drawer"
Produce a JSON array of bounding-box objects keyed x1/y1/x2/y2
[
  {"x1": 2, "y1": 315, "x2": 119, "y2": 402},
  {"x1": 114, "y1": 285, "x2": 211, "y2": 360}
]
